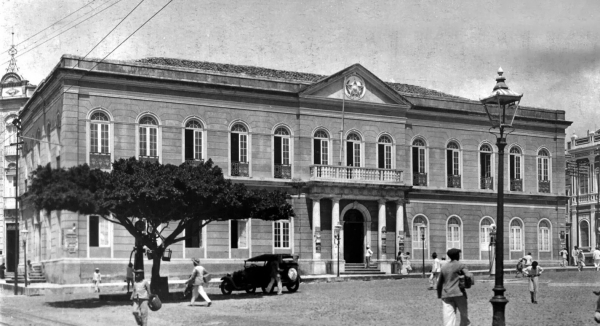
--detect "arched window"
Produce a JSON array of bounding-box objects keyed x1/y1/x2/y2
[
  {"x1": 446, "y1": 141, "x2": 461, "y2": 188},
  {"x1": 509, "y1": 147, "x2": 523, "y2": 191},
  {"x1": 412, "y1": 215, "x2": 428, "y2": 250},
  {"x1": 537, "y1": 149, "x2": 550, "y2": 193},
  {"x1": 412, "y1": 138, "x2": 427, "y2": 186},
  {"x1": 378, "y1": 135, "x2": 393, "y2": 169},
  {"x1": 480, "y1": 144, "x2": 493, "y2": 190},
  {"x1": 538, "y1": 220, "x2": 550, "y2": 252},
  {"x1": 580, "y1": 220, "x2": 590, "y2": 248},
  {"x1": 346, "y1": 132, "x2": 362, "y2": 167},
  {"x1": 90, "y1": 112, "x2": 109, "y2": 154},
  {"x1": 273, "y1": 126, "x2": 291, "y2": 179},
  {"x1": 231, "y1": 123, "x2": 249, "y2": 177},
  {"x1": 313, "y1": 129, "x2": 329, "y2": 165},
  {"x1": 510, "y1": 219, "x2": 523, "y2": 251},
  {"x1": 480, "y1": 217, "x2": 494, "y2": 251},
  {"x1": 184, "y1": 119, "x2": 203, "y2": 162},
  {"x1": 138, "y1": 115, "x2": 158, "y2": 159},
  {"x1": 447, "y1": 216, "x2": 461, "y2": 250}
]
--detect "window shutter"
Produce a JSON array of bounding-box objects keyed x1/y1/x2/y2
[
  {"x1": 480, "y1": 153, "x2": 485, "y2": 178},
  {"x1": 274, "y1": 136, "x2": 282, "y2": 165},
  {"x1": 347, "y1": 142, "x2": 353, "y2": 166},
  {"x1": 412, "y1": 147, "x2": 419, "y2": 173},
  {"x1": 231, "y1": 133, "x2": 239, "y2": 162},
  {"x1": 89, "y1": 216, "x2": 99, "y2": 247},
  {"x1": 378, "y1": 144, "x2": 385, "y2": 169},
  {"x1": 446, "y1": 150, "x2": 452, "y2": 176},
  {"x1": 185, "y1": 129, "x2": 194, "y2": 160},
  {"x1": 314, "y1": 139, "x2": 321, "y2": 165},
  {"x1": 510, "y1": 156, "x2": 515, "y2": 179}
]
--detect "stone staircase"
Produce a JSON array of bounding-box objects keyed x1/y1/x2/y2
[
  {"x1": 5, "y1": 264, "x2": 47, "y2": 284},
  {"x1": 341, "y1": 263, "x2": 386, "y2": 275}
]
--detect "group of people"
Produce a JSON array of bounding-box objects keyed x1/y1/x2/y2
[{"x1": 515, "y1": 252, "x2": 544, "y2": 304}]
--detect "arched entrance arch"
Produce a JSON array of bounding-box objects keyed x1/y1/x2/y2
[{"x1": 340, "y1": 202, "x2": 372, "y2": 263}]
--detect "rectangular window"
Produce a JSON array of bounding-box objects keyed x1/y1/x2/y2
[
  {"x1": 230, "y1": 220, "x2": 248, "y2": 249},
  {"x1": 538, "y1": 158, "x2": 549, "y2": 181},
  {"x1": 101, "y1": 124, "x2": 109, "y2": 153},
  {"x1": 240, "y1": 134, "x2": 247, "y2": 162},
  {"x1": 480, "y1": 225, "x2": 491, "y2": 250},
  {"x1": 539, "y1": 228, "x2": 550, "y2": 251},
  {"x1": 89, "y1": 215, "x2": 110, "y2": 247},
  {"x1": 447, "y1": 225, "x2": 460, "y2": 249},
  {"x1": 149, "y1": 128, "x2": 157, "y2": 157},
  {"x1": 91, "y1": 124, "x2": 98, "y2": 153},
  {"x1": 385, "y1": 146, "x2": 392, "y2": 169},
  {"x1": 379, "y1": 144, "x2": 392, "y2": 169},
  {"x1": 412, "y1": 226, "x2": 427, "y2": 249},
  {"x1": 510, "y1": 227, "x2": 522, "y2": 251},
  {"x1": 185, "y1": 130, "x2": 203, "y2": 161},
  {"x1": 274, "y1": 220, "x2": 290, "y2": 248},
  {"x1": 282, "y1": 138, "x2": 290, "y2": 165},
  {"x1": 419, "y1": 148, "x2": 425, "y2": 173},
  {"x1": 321, "y1": 140, "x2": 328, "y2": 165},
  {"x1": 453, "y1": 151, "x2": 459, "y2": 175},
  {"x1": 185, "y1": 219, "x2": 201, "y2": 248},
  {"x1": 353, "y1": 143, "x2": 360, "y2": 167},
  {"x1": 194, "y1": 130, "x2": 202, "y2": 160},
  {"x1": 139, "y1": 127, "x2": 147, "y2": 156},
  {"x1": 481, "y1": 153, "x2": 491, "y2": 178},
  {"x1": 5, "y1": 175, "x2": 15, "y2": 197}
]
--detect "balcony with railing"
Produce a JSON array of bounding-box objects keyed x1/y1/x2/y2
[
  {"x1": 510, "y1": 179, "x2": 523, "y2": 192},
  {"x1": 90, "y1": 152, "x2": 111, "y2": 169},
  {"x1": 274, "y1": 164, "x2": 292, "y2": 179},
  {"x1": 480, "y1": 177, "x2": 493, "y2": 190},
  {"x1": 310, "y1": 165, "x2": 403, "y2": 184},
  {"x1": 413, "y1": 173, "x2": 428, "y2": 186},
  {"x1": 447, "y1": 175, "x2": 461, "y2": 188},
  {"x1": 567, "y1": 132, "x2": 600, "y2": 150},
  {"x1": 538, "y1": 180, "x2": 551, "y2": 193},
  {"x1": 139, "y1": 155, "x2": 159, "y2": 163},
  {"x1": 573, "y1": 192, "x2": 598, "y2": 205},
  {"x1": 231, "y1": 161, "x2": 249, "y2": 177}
]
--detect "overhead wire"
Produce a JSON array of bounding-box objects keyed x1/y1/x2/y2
[{"x1": 3, "y1": 0, "x2": 100, "y2": 53}]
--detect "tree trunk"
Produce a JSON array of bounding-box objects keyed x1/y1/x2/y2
[
  {"x1": 151, "y1": 247, "x2": 169, "y2": 297},
  {"x1": 134, "y1": 239, "x2": 145, "y2": 279}
]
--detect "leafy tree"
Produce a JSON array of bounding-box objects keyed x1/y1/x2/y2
[{"x1": 24, "y1": 158, "x2": 294, "y2": 292}]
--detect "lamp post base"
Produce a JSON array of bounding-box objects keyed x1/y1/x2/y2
[{"x1": 490, "y1": 287, "x2": 508, "y2": 326}]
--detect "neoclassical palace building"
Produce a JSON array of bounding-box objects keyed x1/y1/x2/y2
[{"x1": 16, "y1": 55, "x2": 570, "y2": 283}]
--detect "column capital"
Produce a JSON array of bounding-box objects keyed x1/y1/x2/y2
[
  {"x1": 331, "y1": 197, "x2": 341, "y2": 204},
  {"x1": 310, "y1": 195, "x2": 325, "y2": 201},
  {"x1": 396, "y1": 198, "x2": 406, "y2": 205},
  {"x1": 378, "y1": 198, "x2": 386, "y2": 205}
]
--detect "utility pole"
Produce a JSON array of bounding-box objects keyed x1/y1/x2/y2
[{"x1": 11, "y1": 118, "x2": 22, "y2": 294}]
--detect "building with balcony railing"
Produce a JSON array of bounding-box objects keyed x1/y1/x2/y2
[{"x1": 15, "y1": 55, "x2": 570, "y2": 283}]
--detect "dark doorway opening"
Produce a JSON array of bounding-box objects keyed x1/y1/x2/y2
[
  {"x1": 344, "y1": 209, "x2": 364, "y2": 263},
  {"x1": 6, "y1": 224, "x2": 17, "y2": 272}
]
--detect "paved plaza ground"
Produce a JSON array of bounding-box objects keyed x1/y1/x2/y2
[{"x1": 1, "y1": 270, "x2": 600, "y2": 325}]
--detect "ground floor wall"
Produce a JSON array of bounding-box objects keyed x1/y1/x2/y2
[{"x1": 17, "y1": 193, "x2": 566, "y2": 284}]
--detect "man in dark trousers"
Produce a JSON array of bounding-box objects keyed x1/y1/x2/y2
[
  {"x1": 437, "y1": 248, "x2": 472, "y2": 326},
  {"x1": 266, "y1": 256, "x2": 283, "y2": 295}
]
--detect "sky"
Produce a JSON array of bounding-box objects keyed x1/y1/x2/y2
[{"x1": 1, "y1": 0, "x2": 599, "y2": 139}]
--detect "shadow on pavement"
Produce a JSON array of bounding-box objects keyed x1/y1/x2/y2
[{"x1": 45, "y1": 298, "x2": 130, "y2": 309}]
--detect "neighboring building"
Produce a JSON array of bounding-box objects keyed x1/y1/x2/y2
[
  {"x1": 17, "y1": 55, "x2": 571, "y2": 284},
  {"x1": 0, "y1": 43, "x2": 36, "y2": 273},
  {"x1": 565, "y1": 131, "x2": 600, "y2": 255}
]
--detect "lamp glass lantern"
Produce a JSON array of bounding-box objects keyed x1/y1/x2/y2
[{"x1": 480, "y1": 67, "x2": 522, "y2": 134}]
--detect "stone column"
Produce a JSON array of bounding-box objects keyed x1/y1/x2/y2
[
  {"x1": 312, "y1": 197, "x2": 322, "y2": 261},
  {"x1": 378, "y1": 199, "x2": 387, "y2": 261},
  {"x1": 396, "y1": 199, "x2": 405, "y2": 257},
  {"x1": 331, "y1": 197, "x2": 340, "y2": 260}
]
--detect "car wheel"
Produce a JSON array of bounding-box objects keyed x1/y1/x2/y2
[
  {"x1": 245, "y1": 287, "x2": 256, "y2": 294},
  {"x1": 286, "y1": 279, "x2": 300, "y2": 292},
  {"x1": 221, "y1": 280, "x2": 233, "y2": 295}
]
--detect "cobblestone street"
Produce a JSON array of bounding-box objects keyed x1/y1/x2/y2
[{"x1": 1, "y1": 271, "x2": 599, "y2": 326}]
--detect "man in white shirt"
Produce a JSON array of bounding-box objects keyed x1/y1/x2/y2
[
  {"x1": 593, "y1": 247, "x2": 600, "y2": 271},
  {"x1": 522, "y1": 252, "x2": 533, "y2": 268}
]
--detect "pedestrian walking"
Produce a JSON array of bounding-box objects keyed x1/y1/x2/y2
[
  {"x1": 522, "y1": 252, "x2": 533, "y2": 268},
  {"x1": 593, "y1": 289, "x2": 600, "y2": 323},
  {"x1": 593, "y1": 247, "x2": 600, "y2": 271},
  {"x1": 403, "y1": 252, "x2": 413, "y2": 274},
  {"x1": 131, "y1": 269, "x2": 151, "y2": 326},
  {"x1": 558, "y1": 247, "x2": 568, "y2": 267},
  {"x1": 578, "y1": 247, "x2": 586, "y2": 272},
  {"x1": 515, "y1": 259, "x2": 525, "y2": 278},
  {"x1": 524, "y1": 261, "x2": 543, "y2": 304},
  {"x1": 93, "y1": 268, "x2": 101, "y2": 293},
  {"x1": 186, "y1": 258, "x2": 212, "y2": 306},
  {"x1": 573, "y1": 246, "x2": 580, "y2": 267},
  {"x1": 365, "y1": 245, "x2": 373, "y2": 268},
  {"x1": 436, "y1": 248, "x2": 473, "y2": 326},
  {"x1": 266, "y1": 256, "x2": 283, "y2": 295},
  {"x1": 126, "y1": 262, "x2": 134, "y2": 292},
  {"x1": 429, "y1": 252, "x2": 441, "y2": 290}
]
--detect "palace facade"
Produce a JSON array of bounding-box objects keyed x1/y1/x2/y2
[{"x1": 17, "y1": 55, "x2": 570, "y2": 284}]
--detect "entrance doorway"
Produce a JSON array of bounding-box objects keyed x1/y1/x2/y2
[
  {"x1": 6, "y1": 223, "x2": 17, "y2": 272},
  {"x1": 343, "y1": 209, "x2": 364, "y2": 263}
]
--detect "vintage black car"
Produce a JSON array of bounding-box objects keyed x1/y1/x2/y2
[{"x1": 220, "y1": 254, "x2": 301, "y2": 295}]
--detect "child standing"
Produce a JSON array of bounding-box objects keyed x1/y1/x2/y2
[
  {"x1": 93, "y1": 268, "x2": 101, "y2": 293},
  {"x1": 365, "y1": 246, "x2": 373, "y2": 268},
  {"x1": 131, "y1": 270, "x2": 151, "y2": 326},
  {"x1": 126, "y1": 263, "x2": 134, "y2": 292},
  {"x1": 524, "y1": 261, "x2": 543, "y2": 304}
]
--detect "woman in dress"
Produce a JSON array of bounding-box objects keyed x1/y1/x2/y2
[{"x1": 524, "y1": 261, "x2": 543, "y2": 304}]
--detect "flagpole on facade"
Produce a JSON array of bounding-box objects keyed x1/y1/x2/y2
[{"x1": 339, "y1": 77, "x2": 346, "y2": 166}]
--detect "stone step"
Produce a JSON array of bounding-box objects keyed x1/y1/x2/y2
[{"x1": 341, "y1": 271, "x2": 386, "y2": 275}]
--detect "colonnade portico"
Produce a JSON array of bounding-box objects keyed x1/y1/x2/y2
[{"x1": 307, "y1": 182, "x2": 409, "y2": 275}]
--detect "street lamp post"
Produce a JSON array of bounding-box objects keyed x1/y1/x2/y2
[
  {"x1": 20, "y1": 229, "x2": 29, "y2": 288},
  {"x1": 489, "y1": 224, "x2": 497, "y2": 276},
  {"x1": 480, "y1": 67, "x2": 523, "y2": 326},
  {"x1": 334, "y1": 222, "x2": 342, "y2": 278},
  {"x1": 417, "y1": 223, "x2": 425, "y2": 278}
]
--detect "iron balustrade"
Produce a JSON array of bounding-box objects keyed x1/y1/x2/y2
[
  {"x1": 139, "y1": 155, "x2": 159, "y2": 163},
  {"x1": 510, "y1": 179, "x2": 523, "y2": 192},
  {"x1": 412, "y1": 173, "x2": 428, "y2": 186},
  {"x1": 309, "y1": 165, "x2": 403, "y2": 183},
  {"x1": 231, "y1": 161, "x2": 249, "y2": 177},
  {"x1": 481, "y1": 177, "x2": 494, "y2": 190},
  {"x1": 447, "y1": 175, "x2": 461, "y2": 188},
  {"x1": 185, "y1": 159, "x2": 204, "y2": 166},
  {"x1": 538, "y1": 180, "x2": 551, "y2": 193},
  {"x1": 90, "y1": 152, "x2": 111, "y2": 169},
  {"x1": 274, "y1": 164, "x2": 292, "y2": 179}
]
